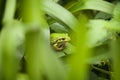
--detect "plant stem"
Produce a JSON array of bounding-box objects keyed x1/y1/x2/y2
[{"x1": 3, "y1": 0, "x2": 16, "y2": 24}]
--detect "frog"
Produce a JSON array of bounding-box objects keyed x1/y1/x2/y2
[{"x1": 50, "y1": 33, "x2": 70, "y2": 51}]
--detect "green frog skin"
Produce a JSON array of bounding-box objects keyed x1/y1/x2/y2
[{"x1": 50, "y1": 33, "x2": 70, "y2": 51}]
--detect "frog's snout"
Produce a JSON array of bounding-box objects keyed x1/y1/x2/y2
[{"x1": 65, "y1": 37, "x2": 71, "y2": 42}]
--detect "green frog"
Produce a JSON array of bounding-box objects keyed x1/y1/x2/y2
[{"x1": 50, "y1": 33, "x2": 70, "y2": 51}]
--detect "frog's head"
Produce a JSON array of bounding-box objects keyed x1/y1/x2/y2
[
  {"x1": 50, "y1": 33, "x2": 70, "y2": 44},
  {"x1": 50, "y1": 33, "x2": 70, "y2": 51}
]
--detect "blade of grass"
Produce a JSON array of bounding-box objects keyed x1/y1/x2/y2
[
  {"x1": 25, "y1": 30, "x2": 43, "y2": 80},
  {"x1": 23, "y1": 0, "x2": 66, "y2": 80},
  {"x1": 43, "y1": 0, "x2": 79, "y2": 31},
  {"x1": 50, "y1": 22, "x2": 69, "y2": 33},
  {"x1": 110, "y1": 3, "x2": 120, "y2": 79},
  {"x1": 2, "y1": 0, "x2": 16, "y2": 24},
  {"x1": 1, "y1": 22, "x2": 24, "y2": 80},
  {"x1": 67, "y1": 13, "x2": 91, "y2": 80},
  {"x1": 110, "y1": 37, "x2": 120, "y2": 80},
  {"x1": 87, "y1": 19, "x2": 111, "y2": 47},
  {"x1": 22, "y1": 0, "x2": 47, "y2": 80},
  {"x1": 113, "y1": 2, "x2": 120, "y2": 22},
  {"x1": 106, "y1": 19, "x2": 120, "y2": 32},
  {"x1": 17, "y1": 73, "x2": 29, "y2": 80},
  {"x1": 1, "y1": 0, "x2": 21, "y2": 80},
  {"x1": 0, "y1": 36, "x2": 2, "y2": 80},
  {"x1": 68, "y1": 0, "x2": 115, "y2": 14}
]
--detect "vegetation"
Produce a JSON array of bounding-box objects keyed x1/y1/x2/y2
[{"x1": 0, "y1": 0, "x2": 120, "y2": 80}]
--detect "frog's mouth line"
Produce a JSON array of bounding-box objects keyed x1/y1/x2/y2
[
  {"x1": 58, "y1": 43, "x2": 65, "y2": 48},
  {"x1": 56, "y1": 42, "x2": 66, "y2": 51}
]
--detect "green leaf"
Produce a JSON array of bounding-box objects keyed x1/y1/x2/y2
[
  {"x1": 17, "y1": 73, "x2": 29, "y2": 80},
  {"x1": 1, "y1": 21, "x2": 25, "y2": 80},
  {"x1": 50, "y1": 22, "x2": 68, "y2": 33},
  {"x1": 63, "y1": 43, "x2": 75, "y2": 55},
  {"x1": 43, "y1": 0, "x2": 79, "y2": 31},
  {"x1": 106, "y1": 19, "x2": 120, "y2": 32},
  {"x1": 68, "y1": 0, "x2": 115, "y2": 14},
  {"x1": 95, "y1": 12, "x2": 112, "y2": 20},
  {"x1": 67, "y1": 13, "x2": 89, "y2": 80},
  {"x1": 3, "y1": 0, "x2": 16, "y2": 24},
  {"x1": 110, "y1": 37, "x2": 120, "y2": 80},
  {"x1": 87, "y1": 44, "x2": 111, "y2": 64},
  {"x1": 87, "y1": 19, "x2": 111, "y2": 47},
  {"x1": 113, "y1": 2, "x2": 120, "y2": 22},
  {"x1": 22, "y1": 1, "x2": 67, "y2": 80}
]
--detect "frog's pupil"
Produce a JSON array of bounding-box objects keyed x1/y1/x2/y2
[
  {"x1": 61, "y1": 38, "x2": 65, "y2": 40},
  {"x1": 57, "y1": 38, "x2": 65, "y2": 42}
]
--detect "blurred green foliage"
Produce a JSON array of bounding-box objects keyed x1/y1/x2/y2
[{"x1": 0, "y1": 0, "x2": 120, "y2": 80}]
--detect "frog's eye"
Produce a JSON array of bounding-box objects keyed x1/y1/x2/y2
[
  {"x1": 58, "y1": 38, "x2": 65, "y2": 41},
  {"x1": 61, "y1": 38, "x2": 65, "y2": 40}
]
